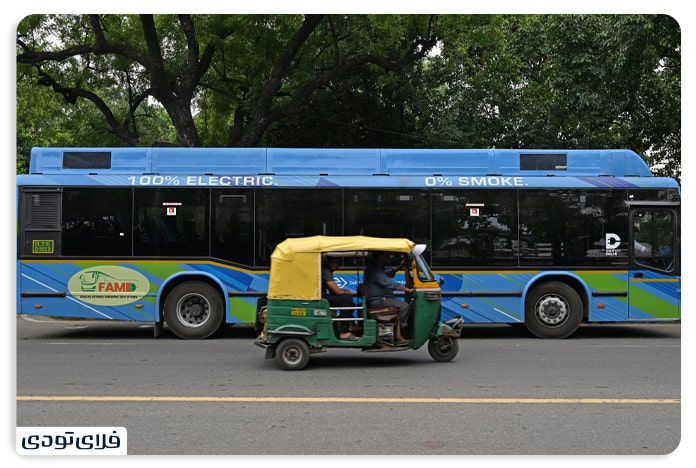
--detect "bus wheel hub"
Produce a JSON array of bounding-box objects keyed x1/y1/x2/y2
[
  {"x1": 536, "y1": 295, "x2": 568, "y2": 326},
  {"x1": 178, "y1": 294, "x2": 209, "y2": 326}
]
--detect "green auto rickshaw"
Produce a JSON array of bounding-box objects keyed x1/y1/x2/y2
[{"x1": 254, "y1": 235, "x2": 463, "y2": 370}]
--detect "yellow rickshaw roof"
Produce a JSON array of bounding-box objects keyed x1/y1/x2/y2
[
  {"x1": 268, "y1": 236, "x2": 417, "y2": 300},
  {"x1": 271, "y1": 235, "x2": 416, "y2": 260}
]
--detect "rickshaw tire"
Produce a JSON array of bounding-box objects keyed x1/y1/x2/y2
[
  {"x1": 427, "y1": 336, "x2": 459, "y2": 362},
  {"x1": 275, "y1": 338, "x2": 311, "y2": 370}
]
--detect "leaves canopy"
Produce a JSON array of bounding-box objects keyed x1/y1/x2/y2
[{"x1": 16, "y1": 14, "x2": 680, "y2": 180}]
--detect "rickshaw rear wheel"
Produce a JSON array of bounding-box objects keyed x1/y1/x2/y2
[
  {"x1": 276, "y1": 338, "x2": 310, "y2": 370},
  {"x1": 427, "y1": 336, "x2": 459, "y2": 362}
]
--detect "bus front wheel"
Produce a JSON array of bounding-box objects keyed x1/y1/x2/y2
[
  {"x1": 525, "y1": 282, "x2": 582, "y2": 339},
  {"x1": 163, "y1": 281, "x2": 224, "y2": 340}
]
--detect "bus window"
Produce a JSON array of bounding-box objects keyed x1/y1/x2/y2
[
  {"x1": 519, "y1": 189, "x2": 628, "y2": 267},
  {"x1": 211, "y1": 189, "x2": 254, "y2": 265},
  {"x1": 134, "y1": 188, "x2": 209, "y2": 257},
  {"x1": 344, "y1": 189, "x2": 429, "y2": 245},
  {"x1": 430, "y1": 190, "x2": 517, "y2": 267},
  {"x1": 633, "y1": 209, "x2": 676, "y2": 272},
  {"x1": 255, "y1": 189, "x2": 343, "y2": 266},
  {"x1": 62, "y1": 188, "x2": 132, "y2": 257}
]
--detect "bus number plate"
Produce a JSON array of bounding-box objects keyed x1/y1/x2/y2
[{"x1": 32, "y1": 240, "x2": 54, "y2": 254}]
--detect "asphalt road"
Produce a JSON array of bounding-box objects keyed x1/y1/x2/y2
[{"x1": 15, "y1": 316, "x2": 681, "y2": 456}]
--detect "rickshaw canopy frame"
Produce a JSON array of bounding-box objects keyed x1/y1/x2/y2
[{"x1": 268, "y1": 235, "x2": 417, "y2": 300}]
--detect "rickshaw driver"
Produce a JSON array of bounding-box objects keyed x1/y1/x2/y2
[{"x1": 364, "y1": 251, "x2": 414, "y2": 337}]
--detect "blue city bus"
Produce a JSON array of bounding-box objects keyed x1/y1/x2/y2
[{"x1": 17, "y1": 147, "x2": 680, "y2": 339}]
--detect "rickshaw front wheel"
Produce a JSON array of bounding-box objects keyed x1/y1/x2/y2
[
  {"x1": 276, "y1": 338, "x2": 310, "y2": 370},
  {"x1": 427, "y1": 336, "x2": 459, "y2": 362}
]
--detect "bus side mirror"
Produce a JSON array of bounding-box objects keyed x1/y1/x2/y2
[{"x1": 438, "y1": 276, "x2": 444, "y2": 286}]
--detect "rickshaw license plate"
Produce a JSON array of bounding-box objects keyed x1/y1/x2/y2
[{"x1": 291, "y1": 308, "x2": 307, "y2": 316}]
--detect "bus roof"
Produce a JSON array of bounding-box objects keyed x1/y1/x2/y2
[{"x1": 27, "y1": 147, "x2": 654, "y2": 177}]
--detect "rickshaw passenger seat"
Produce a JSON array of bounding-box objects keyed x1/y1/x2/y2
[{"x1": 359, "y1": 283, "x2": 399, "y2": 322}]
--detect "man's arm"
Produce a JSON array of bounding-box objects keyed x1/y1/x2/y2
[{"x1": 326, "y1": 280, "x2": 350, "y2": 295}]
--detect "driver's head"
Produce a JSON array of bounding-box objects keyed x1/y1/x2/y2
[
  {"x1": 325, "y1": 257, "x2": 341, "y2": 270},
  {"x1": 373, "y1": 251, "x2": 390, "y2": 264}
]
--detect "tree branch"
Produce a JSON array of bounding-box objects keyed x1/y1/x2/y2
[
  {"x1": 238, "y1": 18, "x2": 439, "y2": 146},
  {"x1": 36, "y1": 70, "x2": 140, "y2": 145},
  {"x1": 251, "y1": 14, "x2": 325, "y2": 126}
]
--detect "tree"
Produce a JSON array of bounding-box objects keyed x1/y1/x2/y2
[
  {"x1": 17, "y1": 14, "x2": 440, "y2": 148},
  {"x1": 417, "y1": 14, "x2": 680, "y2": 179},
  {"x1": 16, "y1": 14, "x2": 680, "y2": 181}
]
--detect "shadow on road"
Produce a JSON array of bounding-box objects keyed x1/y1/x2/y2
[
  {"x1": 18, "y1": 315, "x2": 679, "y2": 341},
  {"x1": 457, "y1": 322, "x2": 680, "y2": 340},
  {"x1": 16, "y1": 315, "x2": 258, "y2": 341}
]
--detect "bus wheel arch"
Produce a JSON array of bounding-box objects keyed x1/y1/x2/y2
[
  {"x1": 161, "y1": 277, "x2": 226, "y2": 340},
  {"x1": 524, "y1": 277, "x2": 587, "y2": 339}
]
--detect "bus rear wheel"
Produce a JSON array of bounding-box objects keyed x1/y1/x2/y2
[
  {"x1": 525, "y1": 281, "x2": 582, "y2": 339},
  {"x1": 163, "y1": 281, "x2": 224, "y2": 340}
]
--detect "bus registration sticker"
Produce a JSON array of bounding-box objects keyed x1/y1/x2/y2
[
  {"x1": 32, "y1": 240, "x2": 54, "y2": 254},
  {"x1": 67, "y1": 266, "x2": 150, "y2": 306}
]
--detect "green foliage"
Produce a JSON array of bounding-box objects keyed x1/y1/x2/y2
[{"x1": 16, "y1": 14, "x2": 680, "y2": 180}]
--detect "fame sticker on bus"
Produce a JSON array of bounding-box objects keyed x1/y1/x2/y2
[{"x1": 67, "y1": 266, "x2": 150, "y2": 306}]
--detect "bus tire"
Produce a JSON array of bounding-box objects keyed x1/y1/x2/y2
[
  {"x1": 275, "y1": 338, "x2": 310, "y2": 370},
  {"x1": 163, "y1": 281, "x2": 224, "y2": 340},
  {"x1": 525, "y1": 281, "x2": 582, "y2": 339}
]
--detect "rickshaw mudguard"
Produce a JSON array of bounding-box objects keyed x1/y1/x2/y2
[
  {"x1": 255, "y1": 324, "x2": 323, "y2": 359},
  {"x1": 429, "y1": 316, "x2": 465, "y2": 339},
  {"x1": 266, "y1": 323, "x2": 323, "y2": 344}
]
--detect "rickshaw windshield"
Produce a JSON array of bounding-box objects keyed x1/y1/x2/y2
[{"x1": 414, "y1": 254, "x2": 436, "y2": 282}]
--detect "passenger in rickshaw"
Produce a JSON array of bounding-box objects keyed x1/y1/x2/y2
[
  {"x1": 364, "y1": 251, "x2": 414, "y2": 341},
  {"x1": 322, "y1": 256, "x2": 359, "y2": 341}
]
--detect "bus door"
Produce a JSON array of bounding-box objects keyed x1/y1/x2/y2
[{"x1": 628, "y1": 204, "x2": 680, "y2": 320}]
